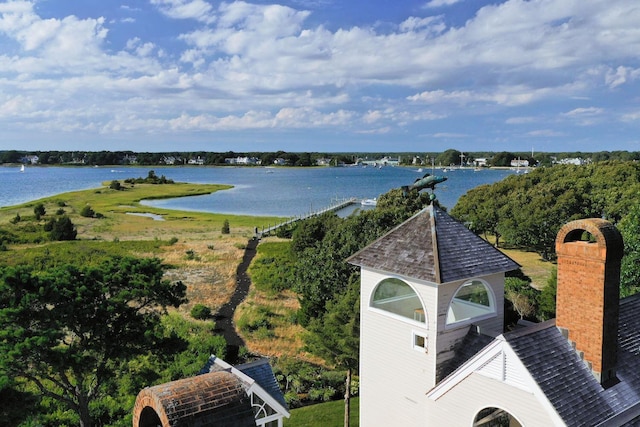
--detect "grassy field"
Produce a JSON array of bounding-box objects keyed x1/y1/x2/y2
[
  {"x1": 500, "y1": 248, "x2": 555, "y2": 290},
  {"x1": 0, "y1": 179, "x2": 286, "y2": 316},
  {"x1": 285, "y1": 398, "x2": 359, "y2": 427}
]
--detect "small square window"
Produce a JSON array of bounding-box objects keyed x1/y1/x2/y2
[{"x1": 413, "y1": 332, "x2": 428, "y2": 353}]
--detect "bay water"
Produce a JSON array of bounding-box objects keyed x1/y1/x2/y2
[{"x1": 0, "y1": 165, "x2": 513, "y2": 217}]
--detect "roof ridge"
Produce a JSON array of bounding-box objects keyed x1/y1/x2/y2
[{"x1": 429, "y1": 203, "x2": 442, "y2": 283}]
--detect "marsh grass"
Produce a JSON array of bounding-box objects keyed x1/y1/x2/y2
[
  {"x1": 0, "y1": 181, "x2": 285, "y2": 320},
  {"x1": 235, "y1": 288, "x2": 316, "y2": 359}
]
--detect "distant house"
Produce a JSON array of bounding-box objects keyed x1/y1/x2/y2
[
  {"x1": 273, "y1": 158, "x2": 287, "y2": 166},
  {"x1": 132, "y1": 355, "x2": 289, "y2": 427},
  {"x1": 361, "y1": 156, "x2": 400, "y2": 167},
  {"x1": 349, "y1": 203, "x2": 640, "y2": 426},
  {"x1": 510, "y1": 158, "x2": 529, "y2": 168},
  {"x1": 316, "y1": 158, "x2": 332, "y2": 166},
  {"x1": 162, "y1": 156, "x2": 178, "y2": 165},
  {"x1": 474, "y1": 157, "x2": 488, "y2": 167},
  {"x1": 188, "y1": 156, "x2": 205, "y2": 165},
  {"x1": 123, "y1": 155, "x2": 137, "y2": 165},
  {"x1": 226, "y1": 157, "x2": 261, "y2": 165},
  {"x1": 21, "y1": 155, "x2": 39, "y2": 164}
]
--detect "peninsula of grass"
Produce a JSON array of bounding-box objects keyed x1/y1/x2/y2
[
  {"x1": 0, "y1": 179, "x2": 286, "y2": 316},
  {"x1": 0, "y1": 180, "x2": 285, "y2": 240}
]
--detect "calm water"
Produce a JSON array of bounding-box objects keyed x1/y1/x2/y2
[{"x1": 0, "y1": 165, "x2": 513, "y2": 217}]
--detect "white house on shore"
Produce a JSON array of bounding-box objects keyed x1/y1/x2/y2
[{"x1": 348, "y1": 203, "x2": 640, "y2": 426}]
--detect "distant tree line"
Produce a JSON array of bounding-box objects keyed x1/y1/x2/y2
[{"x1": 3, "y1": 149, "x2": 640, "y2": 167}]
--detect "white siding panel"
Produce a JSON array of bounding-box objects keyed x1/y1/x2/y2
[
  {"x1": 360, "y1": 269, "x2": 437, "y2": 427},
  {"x1": 426, "y1": 373, "x2": 558, "y2": 427},
  {"x1": 478, "y1": 351, "x2": 504, "y2": 381},
  {"x1": 505, "y1": 350, "x2": 530, "y2": 391}
]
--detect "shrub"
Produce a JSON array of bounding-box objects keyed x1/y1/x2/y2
[
  {"x1": 190, "y1": 304, "x2": 212, "y2": 320},
  {"x1": 221, "y1": 219, "x2": 230, "y2": 234},
  {"x1": 34, "y1": 203, "x2": 46, "y2": 220},
  {"x1": 10, "y1": 213, "x2": 20, "y2": 224},
  {"x1": 168, "y1": 237, "x2": 179, "y2": 245},
  {"x1": 55, "y1": 208, "x2": 65, "y2": 215},
  {"x1": 109, "y1": 180, "x2": 122, "y2": 191},
  {"x1": 80, "y1": 205, "x2": 95, "y2": 218}
]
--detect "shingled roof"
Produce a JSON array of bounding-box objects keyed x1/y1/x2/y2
[
  {"x1": 201, "y1": 355, "x2": 289, "y2": 412},
  {"x1": 347, "y1": 203, "x2": 519, "y2": 283},
  {"x1": 501, "y1": 294, "x2": 640, "y2": 426}
]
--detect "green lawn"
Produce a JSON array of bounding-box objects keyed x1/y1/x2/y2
[{"x1": 285, "y1": 398, "x2": 359, "y2": 427}]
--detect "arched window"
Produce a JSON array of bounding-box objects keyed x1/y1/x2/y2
[
  {"x1": 474, "y1": 407, "x2": 522, "y2": 427},
  {"x1": 371, "y1": 278, "x2": 426, "y2": 324},
  {"x1": 446, "y1": 279, "x2": 495, "y2": 325}
]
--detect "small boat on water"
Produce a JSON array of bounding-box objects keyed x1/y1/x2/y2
[
  {"x1": 361, "y1": 198, "x2": 377, "y2": 206},
  {"x1": 20, "y1": 164, "x2": 25, "y2": 172}
]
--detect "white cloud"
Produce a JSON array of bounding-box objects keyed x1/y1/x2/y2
[
  {"x1": 1, "y1": 0, "x2": 640, "y2": 144},
  {"x1": 423, "y1": 0, "x2": 464, "y2": 9},
  {"x1": 150, "y1": 0, "x2": 215, "y2": 23},
  {"x1": 605, "y1": 66, "x2": 640, "y2": 89},
  {"x1": 527, "y1": 129, "x2": 565, "y2": 137}
]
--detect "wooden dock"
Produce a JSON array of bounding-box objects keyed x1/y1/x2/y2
[{"x1": 258, "y1": 197, "x2": 358, "y2": 237}]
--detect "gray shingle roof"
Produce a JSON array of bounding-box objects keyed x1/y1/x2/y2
[
  {"x1": 236, "y1": 358, "x2": 289, "y2": 410},
  {"x1": 503, "y1": 294, "x2": 640, "y2": 426},
  {"x1": 347, "y1": 204, "x2": 520, "y2": 283},
  {"x1": 200, "y1": 356, "x2": 288, "y2": 412},
  {"x1": 505, "y1": 321, "x2": 615, "y2": 426}
]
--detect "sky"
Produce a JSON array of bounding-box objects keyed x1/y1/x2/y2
[{"x1": 0, "y1": 0, "x2": 639, "y2": 153}]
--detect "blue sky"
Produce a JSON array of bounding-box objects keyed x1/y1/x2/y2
[{"x1": 0, "y1": 0, "x2": 639, "y2": 153}]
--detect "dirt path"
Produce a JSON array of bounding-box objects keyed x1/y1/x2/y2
[{"x1": 214, "y1": 237, "x2": 259, "y2": 363}]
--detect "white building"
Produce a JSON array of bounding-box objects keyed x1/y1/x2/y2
[{"x1": 348, "y1": 204, "x2": 640, "y2": 426}]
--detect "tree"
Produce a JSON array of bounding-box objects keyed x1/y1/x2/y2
[
  {"x1": 491, "y1": 151, "x2": 516, "y2": 167},
  {"x1": 305, "y1": 279, "x2": 360, "y2": 427},
  {"x1": 221, "y1": 219, "x2": 230, "y2": 234},
  {"x1": 619, "y1": 204, "x2": 640, "y2": 297},
  {"x1": 49, "y1": 215, "x2": 77, "y2": 241},
  {"x1": 504, "y1": 276, "x2": 539, "y2": 321},
  {"x1": 0, "y1": 257, "x2": 187, "y2": 427},
  {"x1": 538, "y1": 268, "x2": 557, "y2": 320},
  {"x1": 33, "y1": 203, "x2": 46, "y2": 220},
  {"x1": 435, "y1": 148, "x2": 462, "y2": 167}
]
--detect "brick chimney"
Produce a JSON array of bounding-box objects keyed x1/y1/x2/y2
[{"x1": 555, "y1": 218, "x2": 623, "y2": 385}]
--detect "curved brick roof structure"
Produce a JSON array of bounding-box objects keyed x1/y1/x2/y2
[{"x1": 132, "y1": 371, "x2": 255, "y2": 427}]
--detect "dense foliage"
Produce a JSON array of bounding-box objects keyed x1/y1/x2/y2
[
  {"x1": 292, "y1": 188, "x2": 432, "y2": 326},
  {"x1": 451, "y1": 161, "x2": 640, "y2": 260},
  {"x1": 0, "y1": 256, "x2": 188, "y2": 427},
  {"x1": 452, "y1": 160, "x2": 640, "y2": 303}
]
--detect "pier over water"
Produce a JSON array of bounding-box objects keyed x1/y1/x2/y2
[{"x1": 258, "y1": 197, "x2": 358, "y2": 237}]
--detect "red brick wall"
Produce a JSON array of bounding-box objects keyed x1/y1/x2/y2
[{"x1": 555, "y1": 219, "x2": 623, "y2": 384}]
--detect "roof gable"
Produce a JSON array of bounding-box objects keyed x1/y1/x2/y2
[
  {"x1": 347, "y1": 204, "x2": 519, "y2": 283},
  {"x1": 200, "y1": 355, "x2": 290, "y2": 417}
]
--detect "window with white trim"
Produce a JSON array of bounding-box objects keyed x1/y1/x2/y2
[
  {"x1": 371, "y1": 278, "x2": 426, "y2": 324},
  {"x1": 412, "y1": 331, "x2": 428, "y2": 353},
  {"x1": 446, "y1": 279, "x2": 495, "y2": 325}
]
